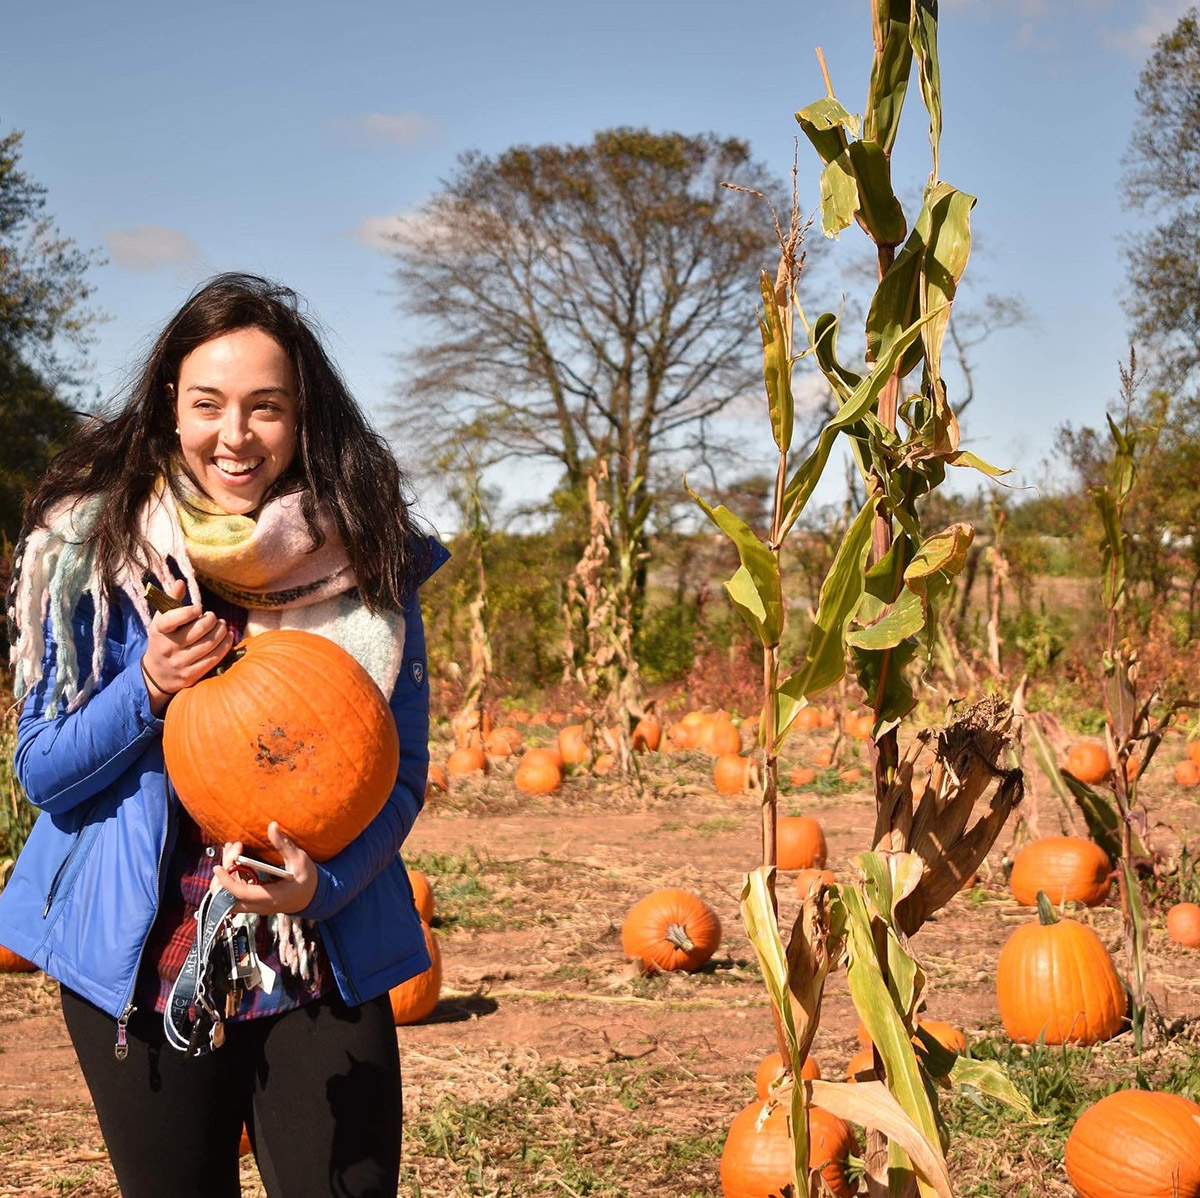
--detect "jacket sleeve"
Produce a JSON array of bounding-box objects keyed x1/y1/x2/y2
[
  {"x1": 14, "y1": 600, "x2": 165, "y2": 817},
  {"x1": 298, "y1": 591, "x2": 431, "y2": 922}
]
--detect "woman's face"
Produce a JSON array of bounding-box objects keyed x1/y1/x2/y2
[{"x1": 174, "y1": 327, "x2": 299, "y2": 515}]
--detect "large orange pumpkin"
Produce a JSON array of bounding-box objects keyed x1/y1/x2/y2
[
  {"x1": 1176, "y1": 760, "x2": 1200, "y2": 787},
  {"x1": 720, "y1": 1099, "x2": 857, "y2": 1198},
  {"x1": 163, "y1": 630, "x2": 399, "y2": 862},
  {"x1": 696, "y1": 717, "x2": 743, "y2": 757},
  {"x1": 558, "y1": 724, "x2": 590, "y2": 765},
  {"x1": 1187, "y1": 741, "x2": 1200, "y2": 767},
  {"x1": 995, "y1": 892, "x2": 1125, "y2": 1046},
  {"x1": 621, "y1": 889, "x2": 721, "y2": 973},
  {"x1": 484, "y1": 726, "x2": 522, "y2": 756},
  {"x1": 515, "y1": 748, "x2": 563, "y2": 794},
  {"x1": 1009, "y1": 837, "x2": 1112, "y2": 907},
  {"x1": 1064, "y1": 1089, "x2": 1200, "y2": 1198},
  {"x1": 446, "y1": 746, "x2": 487, "y2": 778},
  {"x1": 0, "y1": 945, "x2": 36, "y2": 973},
  {"x1": 714, "y1": 754, "x2": 758, "y2": 795},
  {"x1": 1066, "y1": 742, "x2": 1111, "y2": 785},
  {"x1": 408, "y1": 869, "x2": 434, "y2": 923},
  {"x1": 1167, "y1": 902, "x2": 1200, "y2": 947},
  {"x1": 389, "y1": 921, "x2": 442, "y2": 1025},
  {"x1": 632, "y1": 716, "x2": 662, "y2": 753},
  {"x1": 794, "y1": 868, "x2": 836, "y2": 899},
  {"x1": 776, "y1": 816, "x2": 827, "y2": 870}
]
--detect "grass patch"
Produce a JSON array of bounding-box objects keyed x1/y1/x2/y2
[{"x1": 405, "y1": 849, "x2": 518, "y2": 933}]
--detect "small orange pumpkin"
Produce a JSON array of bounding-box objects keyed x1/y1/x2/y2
[
  {"x1": 1066, "y1": 743, "x2": 1111, "y2": 785},
  {"x1": 720, "y1": 1099, "x2": 857, "y2": 1198},
  {"x1": 813, "y1": 746, "x2": 834, "y2": 768},
  {"x1": 1167, "y1": 902, "x2": 1200, "y2": 947},
  {"x1": 1187, "y1": 741, "x2": 1200, "y2": 767},
  {"x1": 1065, "y1": 1089, "x2": 1200, "y2": 1198},
  {"x1": 407, "y1": 869, "x2": 434, "y2": 923},
  {"x1": 794, "y1": 868, "x2": 836, "y2": 899},
  {"x1": 1010, "y1": 837, "x2": 1112, "y2": 907},
  {"x1": 714, "y1": 754, "x2": 758, "y2": 795},
  {"x1": 776, "y1": 816, "x2": 827, "y2": 870},
  {"x1": 592, "y1": 752, "x2": 616, "y2": 775},
  {"x1": 558, "y1": 724, "x2": 590, "y2": 765},
  {"x1": 515, "y1": 748, "x2": 563, "y2": 794},
  {"x1": 621, "y1": 889, "x2": 721, "y2": 973},
  {"x1": 845, "y1": 1047, "x2": 875, "y2": 1082},
  {"x1": 446, "y1": 746, "x2": 487, "y2": 778},
  {"x1": 818, "y1": 708, "x2": 835, "y2": 729},
  {"x1": 484, "y1": 726, "x2": 522, "y2": 756},
  {"x1": 996, "y1": 892, "x2": 1125, "y2": 1046},
  {"x1": 794, "y1": 707, "x2": 822, "y2": 732},
  {"x1": 239, "y1": 1125, "x2": 253, "y2": 1158},
  {"x1": 425, "y1": 763, "x2": 448, "y2": 796},
  {"x1": 163, "y1": 630, "x2": 400, "y2": 862},
  {"x1": 1175, "y1": 759, "x2": 1200, "y2": 787},
  {"x1": 632, "y1": 716, "x2": 662, "y2": 753},
  {"x1": 789, "y1": 765, "x2": 816, "y2": 787},
  {"x1": 914, "y1": 1019, "x2": 966, "y2": 1056},
  {"x1": 388, "y1": 922, "x2": 442, "y2": 1025},
  {"x1": 838, "y1": 767, "x2": 863, "y2": 784},
  {"x1": 753, "y1": 1051, "x2": 821, "y2": 1099},
  {"x1": 0, "y1": 945, "x2": 36, "y2": 973}
]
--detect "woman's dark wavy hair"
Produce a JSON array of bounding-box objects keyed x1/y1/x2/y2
[{"x1": 25, "y1": 272, "x2": 429, "y2": 612}]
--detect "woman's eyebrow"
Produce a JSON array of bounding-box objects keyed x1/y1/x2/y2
[{"x1": 184, "y1": 385, "x2": 292, "y2": 397}]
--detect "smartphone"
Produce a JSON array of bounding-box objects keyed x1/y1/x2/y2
[{"x1": 233, "y1": 854, "x2": 295, "y2": 881}]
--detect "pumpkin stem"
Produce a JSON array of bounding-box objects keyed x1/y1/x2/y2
[
  {"x1": 1036, "y1": 891, "x2": 1059, "y2": 925},
  {"x1": 664, "y1": 922, "x2": 696, "y2": 953},
  {"x1": 212, "y1": 647, "x2": 247, "y2": 677}
]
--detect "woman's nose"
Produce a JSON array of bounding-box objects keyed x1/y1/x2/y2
[{"x1": 220, "y1": 409, "x2": 253, "y2": 446}]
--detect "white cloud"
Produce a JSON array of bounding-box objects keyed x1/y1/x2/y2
[
  {"x1": 106, "y1": 224, "x2": 199, "y2": 270},
  {"x1": 1102, "y1": 1, "x2": 1193, "y2": 53},
  {"x1": 352, "y1": 211, "x2": 424, "y2": 252},
  {"x1": 330, "y1": 111, "x2": 438, "y2": 148}
]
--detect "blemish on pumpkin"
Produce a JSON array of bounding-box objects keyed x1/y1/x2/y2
[{"x1": 254, "y1": 727, "x2": 308, "y2": 772}]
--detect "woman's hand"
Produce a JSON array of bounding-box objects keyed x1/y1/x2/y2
[
  {"x1": 213, "y1": 822, "x2": 320, "y2": 916},
  {"x1": 141, "y1": 578, "x2": 234, "y2": 714}
]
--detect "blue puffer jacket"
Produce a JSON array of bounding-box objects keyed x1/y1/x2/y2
[{"x1": 0, "y1": 552, "x2": 445, "y2": 1029}]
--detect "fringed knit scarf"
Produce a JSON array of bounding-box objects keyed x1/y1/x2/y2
[
  {"x1": 10, "y1": 469, "x2": 407, "y2": 716},
  {"x1": 8, "y1": 467, "x2": 409, "y2": 989}
]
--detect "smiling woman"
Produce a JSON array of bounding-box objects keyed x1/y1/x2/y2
[{"x1": 0, "y1": 273, "x2": 446, "y2": 1198}]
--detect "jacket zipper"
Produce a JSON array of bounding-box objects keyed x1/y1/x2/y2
[
  {"x1": 42, "y1": 830, "x2": 87, "y2": 918},
  {"x1": 113, "y1": 771, "x2": 176, "y2": 1060}
]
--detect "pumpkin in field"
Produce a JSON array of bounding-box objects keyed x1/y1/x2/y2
[
  {"x1": 515, "y1": 748, "x2": 563, "y2": 794},
  {"x1": 621, "y1": 889, "x2": 721, "y2": 973},
  {"x1": 558, "y1": 724, "x2": 590, "y2": 765},
  {"x1": 1167, "y1": 902, "x2": 1200, "y2": 947},
  {"x1": 1064, "y1": 1089, "x2": 1200, "y2": 1198},
  {"x1": 425, "y1": 763, "x2": 448, "y2": 796},
  {"x1": 695, "y1": 716, "x2": 742, "y2": 757},
  {"x1": 446, "y1": 746, "x2": 487, "y2": 778},
  {"x1": 754, "y1": 1051, "x2": 821, "y2": 1099},
  {"x1": 484, "y1": 726, "x2": 522, "y2": 756},
  {"x1": 813, "y1": 746, "x2": 834, "y2": 768},
  {"x1": 548, "y1": 712, "x2": 566, "y2": 726},
  {"x1": 789, "y1": 766, "x2": 816, "y2": 787},
  {"x1": 1175, "y1": 760, "x2": 1200, "y2": 787},
  {"x1": 1065, "y1": 742, "x2": 1111, "y2": 785},
  {"x1": 720, "y1": 1099, "x2": 857, "y2": 1198},
  {"x1": 995, "y1": 892, "x2": 1125, "y2": 1046},
  {"x1": 0, "y1": 945, "x2": 36, "y2": 973},
  {"x1": 794, "y1": 707, "x2": 822, "y2": 732},
  {"x1": 714, "y1": 754, "x2": 758, "y2": 795},
  {"x1": 163, "y1": 629, "x2": 399, "y2": 862},
  {"x1": 389, "y1": 921, "x2": 442, "y2": 1025},
  {"x1": 794, "y1": 868, "x2": 836, "y2": 899},
  {"x1": 632, "y1": 715, "x2": 662, "y2": 753},
  {"x1": 407, "y1": 869, "x2": 434, "y2": 923},
  {"x1": 776, "y1": 816, "x2": 827, "y2": 870},
  {"x1": 838, "y1": 767, "x2": 863, "y2": 784},
  {"x1": 1009, "y1": 837, "x2": 1112, "y2": 907},
  {"x1": 592, "y1": 752, "x2": 616, "y2": 775},
  {"x1": 1187, "y1": 741, "x2": 1200, "y2": 767},
  {"x1": 845, "y1": 1047, "x2": 875, "y2": 1081},
  {"x1": 915, "y1": 1019, "x2": 966, "y2": 1056}
]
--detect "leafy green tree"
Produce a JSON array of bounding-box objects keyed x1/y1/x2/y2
[{"x1": 0, "y1": 126, "x2": 101, "y2": 540}]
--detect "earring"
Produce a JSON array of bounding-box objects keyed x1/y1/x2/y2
[{"x1": 174, "y1": 427, "x2": 180, "y2": 434}]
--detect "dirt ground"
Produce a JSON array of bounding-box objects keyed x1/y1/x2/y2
[{"x1": 3, "y1": 725, "x2": 1200, "y2": 1197}]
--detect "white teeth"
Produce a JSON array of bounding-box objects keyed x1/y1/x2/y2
[{"x1": 214, "y1": 458, "x2": 263, "y2": 476}]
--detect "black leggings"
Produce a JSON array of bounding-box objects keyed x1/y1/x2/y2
[{"x1": 60, "y1": 986, "x2": 402, "y2": 1198}]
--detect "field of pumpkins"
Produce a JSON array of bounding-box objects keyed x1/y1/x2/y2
[{"x1": 5, "y1": 704, "x2": 1200, "y2": 1194}]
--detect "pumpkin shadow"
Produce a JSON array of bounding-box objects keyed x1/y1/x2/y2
[{"x1": 416, "y1": 995, "x2": 499, "y2": 1024}]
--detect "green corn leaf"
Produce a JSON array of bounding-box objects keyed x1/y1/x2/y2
[
  {"x1": 847, "y1": 587, "x2": 925, "y2": 650},
  {"x1": 847, "y1": 139, "x2": 907, "y2": 246},
  {"x1": 920, "y1": 185, "x2": 975, "y2": 382},
  {"x1": 853, "y1": 637, "x2": 919, "y2": 736},
  {"x1": 812, "y1": 311, "x2": 863, "y2": 400},
  {"x1": 866, "y1": 227, "x2": 924, "y2": 377},
  {"x1": 1106, "y1": 413, "x2": 1137, "y2": 500},
  {"x1": 865, "y1": 0, "x2": 914, "y2": 156},
  {"x1": 759, "y1": 271, "x2": 793, "y2": 452},
  {"x1": 1093, "y1": 486, "x2": 1125, "y2": 612},
  {"x1": 776, "y1": 495, "x2": 878, "y2": 741},
  {"x1": 949, "y1": 449, "x2": 1011, "y2": 477},
  {"x1": 836, "y1": 884, "x2": 947, "y2": 1198},
  {"x1": 819, "y1": 149, "x2": 861, "y2": 240},
  {"x1": 781, "y1": 303, "x2": 947, "y2": 537},
  {"x1": 740, "y1": 868, "x2": 810, "y2": 1194},
  {"x1": 909, "y1": 0, "x2": 943, "y2": 181},
  {"x1": 947, "y1": 1057, "x2": 1040, "y2": 1118},
  {"x1": 686, "y1": 485, "x2": 783, "y2": 647},
  {"x1": 795, "y1": 96, "x2": 860, "y2": 165},
  {"x1": 905, "y1": 523, "x2": 974, "y2": 588},
  {"x1": 1121, "y1": 859, "x2": 1149, "y2": 998}
]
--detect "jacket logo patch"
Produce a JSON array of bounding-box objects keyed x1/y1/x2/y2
[{"x1": 410, "y1": 659, "x2": 425, "y2": 688}]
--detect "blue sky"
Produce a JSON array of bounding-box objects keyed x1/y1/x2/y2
[{"x1": 2, "y1": 0, "x2": 1187, "y2": 530}]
